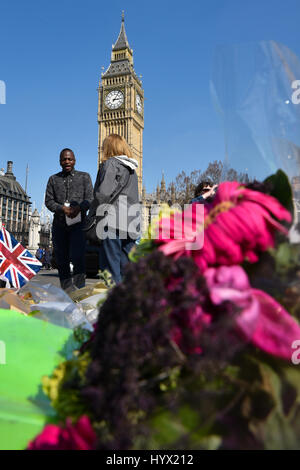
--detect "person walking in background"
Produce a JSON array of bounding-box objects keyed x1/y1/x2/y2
[
  {"x1": 190, "y1": 180, "x2": 218, "y2": 205},
  {"x1": 45, "y1": 148, "x2": 93, "y2": 291},
  {"x1": 35, "y1": 246, "x2": 43, "y2": 262},
  {"x1": 40, "y1": 249, "x2": 45, "y2": 268},
  {"x1": 43, "y1": 248, "x2": 52, "y2": 270},
  {"x1": 90, "y1": 134, "x2": 140, "y2": 284}
]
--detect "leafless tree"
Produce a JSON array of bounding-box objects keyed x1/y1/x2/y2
[{"x1": 166, "y1": 161, "x2": 250, "y2": 205}]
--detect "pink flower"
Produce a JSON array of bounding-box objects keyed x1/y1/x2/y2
[
  {"x1": 156, "y1": 202, "x2": 205, "y2": 257},
  {"x1": 27, "y1": 415, "x2": 97, "y2": 450},
  {"x1": 204, "y1": 265, "x2": 300, "y2": 360},
  {"x1": 157, "y1": 182, "x2": 292, "y2": 271},
  {"x1": 167, "y1": 264, "x2": 300, "y2": 360}
]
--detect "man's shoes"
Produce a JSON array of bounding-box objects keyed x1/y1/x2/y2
[
  {"x1": 60, "y1": 274, "x2": 86, "y2": 292},
  {"x1": 60, "y1": 277, "x2": 76, "y2": 293},
  {"x1": 73, "y1": 273, "x2": 86, "y2": 289}
]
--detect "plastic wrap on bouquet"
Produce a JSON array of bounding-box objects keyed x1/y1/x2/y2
[
  {"x1": 211, "y1": 41, "x2": 300, "y2": 180},
  {"x1": 211, "y1": 40, "x2": 300, "y2": 241},
  {"x1": 19, "y1": 281, "x2": 93, "y2": 331},
  {"x1": 0, "y1": 309, "x2": 77, "y2": 450},
  {"x1": 79, "y1": 292, "x2": 107, "y2": 324}
]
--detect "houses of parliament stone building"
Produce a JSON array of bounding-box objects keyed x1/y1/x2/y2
[
  {"x1": 97, "y1": 13, "x2": 144, "y2": 194},
  {"x1": 0, "y1": 161, "x2": 31, "y2": 245}
]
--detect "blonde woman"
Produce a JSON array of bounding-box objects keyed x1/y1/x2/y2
[{"x1": 91, "y1": 134, "x2": 140, "y2": 283}]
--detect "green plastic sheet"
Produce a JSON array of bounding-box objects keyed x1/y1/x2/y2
[{"x1": 0, "y1": 309, "x2": 76, "y2": 450}]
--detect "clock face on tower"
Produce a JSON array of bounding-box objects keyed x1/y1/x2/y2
[
  {"x1": 136, "y1": 94, "x2": 143, "y2": 114},
  {"x1": 105, "y1": 90, "x2": 124, "y2": 109}
]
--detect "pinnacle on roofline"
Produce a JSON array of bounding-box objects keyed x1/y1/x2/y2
[{"x1": 112, "y1": 11, "x2": 131, "y2": 52}]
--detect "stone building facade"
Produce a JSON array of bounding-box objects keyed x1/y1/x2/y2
[
  {"x1": 141, "y1": 173, "x2": 177, "y2": 234},
  {"x1": 0, "y1": 161, "x2": 31, "y2": 246},
  {"x1": 97, "y1": 13, "x2": 144, "y2": 194}
]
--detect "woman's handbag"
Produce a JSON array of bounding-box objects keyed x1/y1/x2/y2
[
  {"x1": 82, "y1": 214, "x2": 98, "y2": 244},
  {"x1": 83, "y1": 168, "x2": 131, "y2": 245}
]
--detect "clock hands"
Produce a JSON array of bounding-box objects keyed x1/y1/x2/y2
[{"x1": 105, "y1": 90, "x2": 124, "y2": 109}]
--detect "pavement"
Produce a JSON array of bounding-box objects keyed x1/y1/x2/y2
[{"x1": 34, "y1": 268, "x2": 101, "y2": 288}]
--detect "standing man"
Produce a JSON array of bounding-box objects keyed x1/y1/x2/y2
[{"x1": 45, "y1": 148, "x2": 93, "y2": 291}]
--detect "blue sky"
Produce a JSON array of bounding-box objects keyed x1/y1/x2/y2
[{"x1": 0, "y1": 0, "x2": 300, "y2": 211}]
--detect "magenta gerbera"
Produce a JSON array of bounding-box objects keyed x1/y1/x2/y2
[{"x1": 157, "y1": 181, "x2": 292, "y2": 271}]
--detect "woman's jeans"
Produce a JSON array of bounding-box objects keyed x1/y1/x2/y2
[
  {"x1": 100, "y1": 233, "x2": 135, "y2": 284},
  {"x1": 52, "y1": 222, "x2": 86, "y2": 289}
]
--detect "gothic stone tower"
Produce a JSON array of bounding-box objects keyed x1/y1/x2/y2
[{"x1": 97, "y1": 14, "x2": 144, "y2": 193}]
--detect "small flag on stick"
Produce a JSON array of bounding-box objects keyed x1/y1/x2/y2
[{"x1": 0, "y1": 226, "x2": 42, "y2": 288}]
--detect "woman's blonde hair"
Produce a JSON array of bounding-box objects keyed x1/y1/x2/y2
[{"x1": 103, "y1": 134, "x2": 133, "y2": 160}]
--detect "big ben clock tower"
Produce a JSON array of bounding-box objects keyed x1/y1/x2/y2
[{"x1": 97, "y1": 13, "x2": 144, "y2": 193}]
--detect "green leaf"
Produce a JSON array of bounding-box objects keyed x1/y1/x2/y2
[
  {"x1": 27, "y1": 310, "x2": 41, "y2": 317},
  {"x1": 271, "y1": 242, "x2": 300, "y2": 274},
  {"x1": 145, "y1": 405, "x2": 221, "y2": 450},
  {"x1": 264, "y1": 169, "x2": 294, "y2": 220},
  {"x1": 129, "y1": 239, "x2": 155, "y2": 263},
  {"x1": 149, "y1": 410, "x2": 187, "y2": 447},
  {"x1": 238, "y1": 354, "x2": 300, "y2": 449}
]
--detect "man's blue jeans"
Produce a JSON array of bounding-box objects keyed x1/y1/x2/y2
[
  {"x1": 52, "y1": 222, "x2": 86, "y2": 283},
  {"x1": 99, "y1": 234, "x2": 135, "y2": 284}
]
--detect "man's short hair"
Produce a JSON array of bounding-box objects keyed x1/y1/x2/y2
[
  {"x1": 59, "y1": 148, "x2": 75, "y2": 160},
  {"x1": 194, "y1": 180, "x2": 213, "y2": 198}
]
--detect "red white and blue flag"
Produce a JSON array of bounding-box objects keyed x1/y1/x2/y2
[{"x1": 0, "y1": 226, "x2": 42, "y2": 288}]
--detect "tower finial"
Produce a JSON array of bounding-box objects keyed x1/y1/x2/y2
[
  {"x1": 122, "y1": 10, "x2": 125, "y2": 22},
  {"x1": 160, "y1": 170, "x2": 166, "y2": 195}
]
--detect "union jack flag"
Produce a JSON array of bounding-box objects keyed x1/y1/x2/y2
[{"x1": 0, "y1": 226, "x2": 42, "y2": 288}]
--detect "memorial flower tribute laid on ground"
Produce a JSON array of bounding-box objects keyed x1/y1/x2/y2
[{"x1": 27, "y1": 170, "x2": 300, "y2": 450}]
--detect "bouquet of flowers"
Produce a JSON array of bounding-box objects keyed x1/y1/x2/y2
[{"x1": 27, "y1": 170, "x2": 300, "y2": 450}]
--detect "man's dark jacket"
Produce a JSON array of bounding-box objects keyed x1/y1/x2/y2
[{"x1": 45, "y1": 170, "x2": 93, "y2": 226}]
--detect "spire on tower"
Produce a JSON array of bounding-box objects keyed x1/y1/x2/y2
[
  {"x1": 156, "y1": 183, "x2": 160, "y2": 202},
  {"x1": 160, "y1": 171, "x2": 166, "y2": 195},
  {"x1": 171, "y1": 182, "x2": 176, "y2": 204},
  {"x1": 113, "y1": 12, "x2": 131, "y2": 52},
  {"x1": 103, "y1": 12, "x2": 135, "y2": 76}
]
